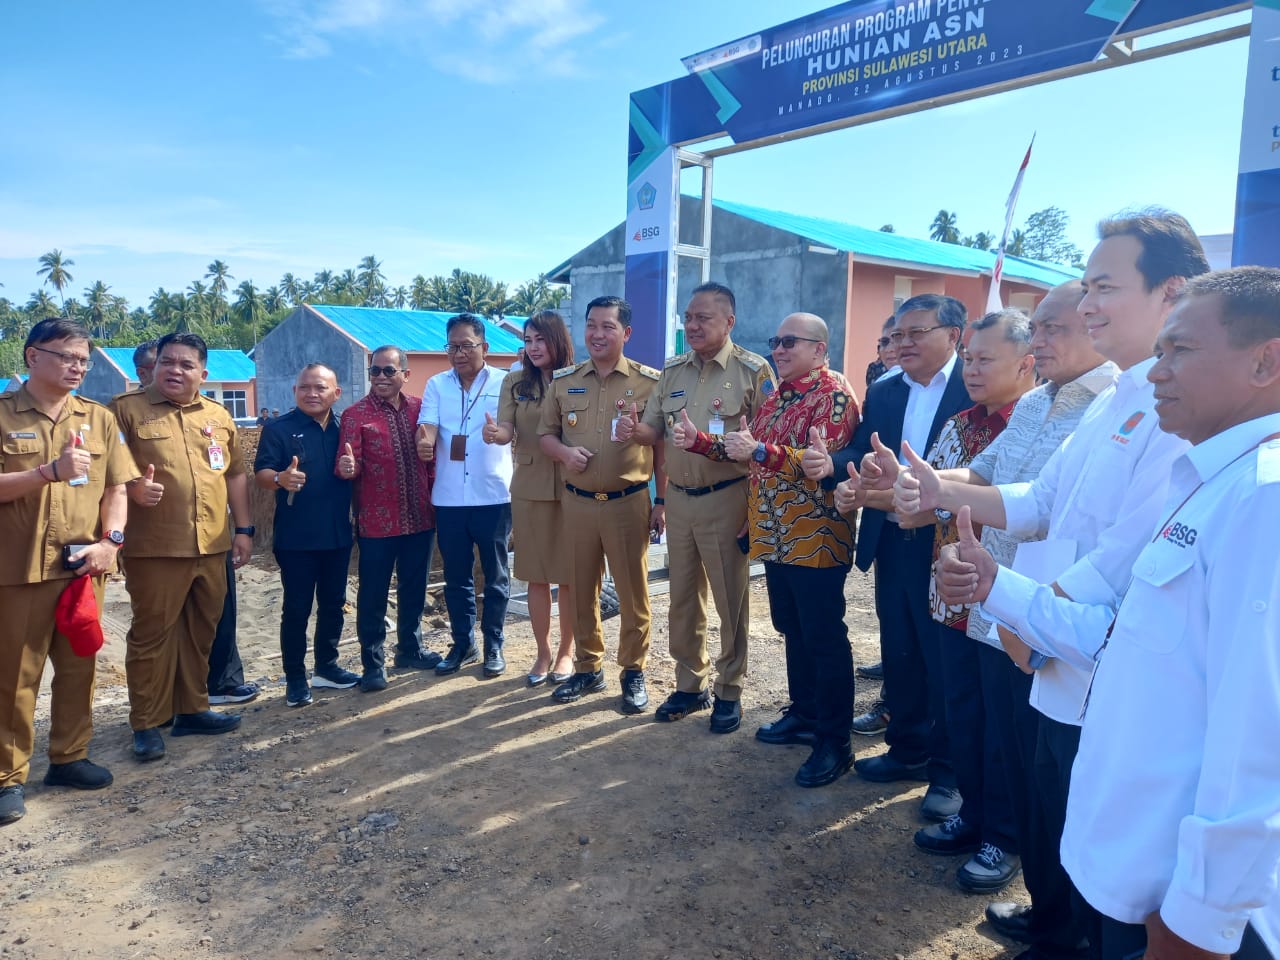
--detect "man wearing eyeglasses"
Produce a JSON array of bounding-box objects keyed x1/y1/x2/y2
[
  {"x1": 415, "y1": 315, "x2": 513, "y2": 679},
  {"x1": 0, "y1": 318, "x2": 138, "y2": 825},
  {"x1": 804, "y1": 293, "x2": 972, "y2": 819},
  {"x1": 336, "y1": 345, "x2": 439, "y2": 692}
]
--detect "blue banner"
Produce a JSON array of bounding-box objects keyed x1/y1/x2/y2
[{"x1": 1233, "y1": 0, "x2": 1280, "y2": 268}]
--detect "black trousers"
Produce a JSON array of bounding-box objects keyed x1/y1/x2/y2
[
  {"x1": 982, "y1": 644, "x2": 1089, "y2": 955},
  {"x1": 206, "y1": 551, "x2": 245, "y2": 694},
  {"x1": 435, "y1": 504, "x2": 512, "y2": 655},
  {"x1": 942, "y1": 627, "x2": 1017, "y2": 851},
  {"x1": 1090, "y1": 915, "x2": 1272, "y2": 960},
  {"x1": 764, "y1": 561, "x2": 854, "y2": 741},
  {"x1": 275, "y1": 546, "x2": 353, "y2": 681},
  {"x1": 356, "y1": 530, "x2": 435, "y2": 673},
  {"x1": 873, "y1": 523, "x2": 953, "y2": 786}
]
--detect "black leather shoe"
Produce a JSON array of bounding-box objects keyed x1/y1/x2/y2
[
  {"x1": 914, "y1": 814, "x2": 980, "y2": 854},
  {"x1": 171, "y1": 710, "x2": 242, "y2": 737},
  {"x1": 755, "y1": 706, "x2": 817, "y2": 746},
  {"x1": 654, "y1": 689, "x2": 711, "y2": 722},
  {"x1": 483, "y1": 647, "x2": 506, "y2": 678},
  {"x1": 920, "y1": 783, "x2": 963, "y2": 822},
  {"x1": 853, "y1": 752, "x2": 930, "y2": 783},
  {"x1": 0, "y1": 785, "x2": 26, "y2": 825},
  {"x1": 552, "y1": 670, "x2": 606, "y2": 703},
  {"x1": 132, "y1": 728, "x2": 166, "y2": 762},
  {"x1": 856, "y1": 661, "x2": 884, "y2": 680},
  {"x1": 43, "y1": 759, "x2": 113, "y2": 790},
  {"x1": 795, "y1": 738, "x2": 852, "y2": 788},
  {"x1": 985, "y1": 902, "x2": 1034, "y2": 944},
  {"x1": 709, "y1": 696, "x2": 741, "y2": 734},
  {"x1": 620, "y1": 670, "x2": 648, "y2": 714},
  {"x1": 394, "y1": 649, "x2": 443, "y2": 671},
  {"x1": 435, "y1": 643, "x2": 479, "y2": 676},
  {"x1": 957, "y1": 843, "x2": 1021, "y2": 893},
  {"x1": 360, "y1": 670, "x2": 388, "y2": 692}
]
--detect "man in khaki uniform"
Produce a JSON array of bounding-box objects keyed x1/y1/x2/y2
[
  {"x1": 539, "y1": 295, "x2": 662, "y2": 714},
  {"x1": 0, "y1": 318, "x2": 138, "y2": 825},
  {"x1": 628, "y1": 282, "x2": 775, "y2": 734},
  {"x1": 112, "y1": 333, "x2": 254, "y2": 762}
]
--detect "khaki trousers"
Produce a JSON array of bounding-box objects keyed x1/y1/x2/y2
[
  {"x1": 665, "y1": 483, "x2": 751, "y2": 699},
  {"x1": 123, "y1": 555, "x2": 226, "y2": 730},
  {"x1": 561, "y1": 489, "x2": 652, "y2": 673},
  {"x1": 0, "y1": 577, "x2": 103, "y2": 787}
]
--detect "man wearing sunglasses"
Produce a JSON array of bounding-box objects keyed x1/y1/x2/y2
[
  {"x1": 804, "y1": 293, "x2": 972, "y2": 820},
  {"x1": 336, "y1": 345, "x2": 439, "y2": 692}
]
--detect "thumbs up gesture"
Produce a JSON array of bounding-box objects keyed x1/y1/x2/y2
[
  {"x1": 281, "y1": 454, "x2": 306, "y2": 504},
  {"x1": 482, "y1": 411, "x2": 500, "y2": 444},
  {"x1": 801, "y1": 426, "x2": 832, "y2": 480},
  {"x1": 936, "y1": 506, "x2": 997, "y2": 605},
  {"x1": 55, "y1": 431, "x2": 92, "y2": 483},
  {"x1": 723, "y1": 414, "x2": 757, "y2": 462},
  {"x1": 339, "y1": 441, "x2": 359, "y2": 477},
  {"x1": 614, "y1": 401, "x2": 639, "y2": 443},
  {"x1": 859, "y1": 432, "x2": 900, "y2": 491},
  {"x1": 131, "y1": 463, "x2": 165, "y2": 506},
  {"x1": 672, "y1": 409, "x2": 698, "y2": 450},
  {"x1": 893, "y1": 439, "x2": 944, "y2": 515},
  {"x1": 834, "y1": 460, "x2": 865, "y2": 515}
]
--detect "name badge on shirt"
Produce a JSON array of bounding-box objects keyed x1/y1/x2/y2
[
  {"x1": 6, "y1": 431, "x2": 37, "y2": 439},
  {"x1": 208, "y1": 443, "x2": 225, "y2": 470},
  {"x1": 708, "y1": 416, "x2": 725, "y2": 436},
  {"x1": 450, "y1": 434, "x2": 467, "y2": 461},
  {"x1": 567, "y1": 387, "x2": 587, "y2": 395}
]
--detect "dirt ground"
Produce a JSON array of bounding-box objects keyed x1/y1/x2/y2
[{"x1": 2, "y1": 558, "x2": 1028, "y2": 960}]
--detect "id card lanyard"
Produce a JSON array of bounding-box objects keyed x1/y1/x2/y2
[{"x1": 451, "y1": 368, "x2": 490, "y2": 461}]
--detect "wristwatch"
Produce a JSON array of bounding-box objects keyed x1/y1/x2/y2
[
  {"x1": 102, "y1": 529, "x2": 125, "y2": 547},
  {"x1": 234, "y1": 526, "x2": 256, "y2": 537},
  {"x1": 752, "y1": 442, "x2": 768, "y2": 463},
  {"x1": 273, "y1": 472, "x2": 281, "y2": 487},
  {"x1": 935, "y1": 508, "x2": 953, "y2": 522}
]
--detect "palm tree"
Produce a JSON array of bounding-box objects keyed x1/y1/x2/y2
[
  {"x1": 205, "y1": 260, "x2": 233, "y2": 323},
  {"x1": 313, "y1": 270, "x2": 334, "y2": 299},
  {"x1": 280, "y1": 272, "x2": 301, "y2": 305},
  {"x1": 357, "y1": 256, "x2": 385, "y2": 306},
  {"x1": 149, "y1": 288, "x2": 178, "y2": 327},
  {"x1": 410, "y1": 274, "x2": 432, "y2": 310},
  {"x1": 233, "y1": 280, "x2": 266, "y2": 345},
  {"x1": 390, "y1": 285, "x2": 409, "y2": 309},
  {"x1": 37, "y1": 250, "x2": 75, "y2": 307},
  {"x1": 929, "y1": 210, "x2": 959, "y2": 244},
  {"x1": 263, "y1": 286, "x2": 286, "y2": 313},
  {"x1": 971, "y1": 231, "x2": 996, "y2": 252},
  {"x1": 1007, "y1": 229, "x2": 1027, "y2": 257},
  {"x1": 26, "y1": 290, "x2": 59, "y2": 319},
  {"x1": 184, "y1": 281, "x2": 210, "y2": 331},
  {"x1": 83, "y1": 281, "x2": 114, "y2": 339}
]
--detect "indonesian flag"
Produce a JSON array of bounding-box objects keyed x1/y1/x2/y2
[{"x1": 987, "y1": 134, "x2": 1035, "y2": 315}]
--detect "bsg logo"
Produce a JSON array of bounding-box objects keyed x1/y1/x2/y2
[
  {"x1": 1162, "y1": 522, "x2": 1198, "y2": 548},
  {"x1": 632, "y1": 225, "x2": 661, "y2": 241}
]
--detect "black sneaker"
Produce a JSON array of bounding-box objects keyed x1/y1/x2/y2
[
  {"x1": 755, "y1": 705, "x2": 817, "y2": 746},
  {"x1": 171, "y1": 710, "x2": 242, "y2": 737},
  {"x1": 0, "y1": 785, "x2": 26, "y2": 825},
  {"x1": 208, "y1": 682, "x2": 260, "y2": 705},
  {"x1": 957, "y1": 843, "x2": 1022, "y2": 893},
  {"x1": 654, "y1": 689, "x2": 711, "y2": 722},
  {"x1": 795, "y1": 738, "x2": 853, "y2": 788},
  {"x1": 709, "y1": 696, "x2": 741, "y2": 734},
  {"x1": 286, "y1": 677, "x2": 313, "y2": 708},
  {"x1": 312, "y1": 666, "x2": 359, "y2": 689},
  {"x1": 394, "y1": 649, "x2": 444, "y2": 671},
  {"x1": 552, "y1": 670, "x2": 606, "y2": 704},
  {"x1": 852, "y1": 702, "x2": 890, "y2": 736},
  {"x1": 914, "y1": 814, "x2": 981, "y2": 855},
  {"x1": 43, "y1": 759, "x2": 113, "y2": 790},
  {"x1": 360, "y1": 670, "x2": 388, "y2": 693},
  {"x1": 620, "y1": 670, "x2": 648, "y2": 714},
  {"x1": 132, "y1": 728, "x2": 165, "y2": 762}
]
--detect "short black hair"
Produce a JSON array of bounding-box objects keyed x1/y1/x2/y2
[
  {"x1": 446, "y1": 313, "x2": 486, "y2": 341},
  {"x1": 897, "y1": 293, "x2": 966, "y2": 330},
  {"x1": 370, "y1": 344, "x2": 407, "y2": 369},
  {"x1": 1097, "y1": 208, "x2": 1210, "y2": 291},
  {"x1": 23, "y1": 318, "x2": 92, "y2": 369},
  {"x1": 586, "y1": 295, "x2": 632, "y2": 328},
  {"x1": 971, "y1": 308, "x2": 1032, "y2": 349},
  {"x1": 133, "y1": 339, "x2": 158, "y2": 367},
  {"x1": 1180, "y1": 266, "x2": 1280, "y2": 349},
  {"x1": 157, "y1": 332, "x2": 208, "y2": 365},
  {"x1": 690, "y1": 281, "x2": 736, "y2": 314}
]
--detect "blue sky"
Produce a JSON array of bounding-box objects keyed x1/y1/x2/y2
[{"x1": 0, "y1": 1, "x2": 1251, "y2": 310}]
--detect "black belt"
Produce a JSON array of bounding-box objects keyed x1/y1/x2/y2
[
  {"x1": 670, "y1": 476, "x2": 747, "y2": 498},
  {"x1": 565, "y1": 481, "x2": 648, "y2": 502}
]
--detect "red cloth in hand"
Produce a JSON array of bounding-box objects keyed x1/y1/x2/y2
[{"x1": 56, "y1": 576, "x2": 105, "y2": 657}]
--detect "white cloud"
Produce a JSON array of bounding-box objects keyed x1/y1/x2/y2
[{"x1": 260, "y1": 0, "x2": 606, "y2": 79}]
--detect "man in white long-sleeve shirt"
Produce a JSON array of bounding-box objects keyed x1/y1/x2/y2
[{"x1": 943, "y1": 267, "x2": 1280, "y2": 960}]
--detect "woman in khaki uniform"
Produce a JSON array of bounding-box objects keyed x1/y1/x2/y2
[{"x1": 483, "y1": 311, "x2": 575, "y2": 686}]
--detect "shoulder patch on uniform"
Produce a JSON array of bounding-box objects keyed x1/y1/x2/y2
[
  {"x1": 636, "y1": 364, "x2": 661, "y2": 381},
  {"x1": 732, "y1": 345, "x2": 768, "y2": 372},
  {"x1": 664, "y1": 351, "x2": 691, "y2": 368},
  {"x1": 1258, "y1": 440, "x2": 1280, "y2": 486},
  {"x1": 553, "y1": 362, "x2": 586, "y2": 380}
]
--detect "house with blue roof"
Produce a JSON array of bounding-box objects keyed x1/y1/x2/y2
[
  {"x1": 79, "y1": 345, "x2": 257, "y2": 416},
  {"x1": 547, "y1": 196, "x2": 1081, "y2": 384},
  {"x1": 254, "y1": 305, "x2": 524, "y2": 415}
]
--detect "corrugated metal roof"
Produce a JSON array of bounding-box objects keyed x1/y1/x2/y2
[
  {"x1": 98, "y1": 346, "x2": 255, "y2": 382},
  {"x1": 713, "y1": 199, "x2": 1080, "y2": 288},
  {"x1": 307, "y1": 305, "x2": 524, "y2": 354}
]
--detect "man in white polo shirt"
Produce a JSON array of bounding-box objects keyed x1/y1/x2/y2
[{"x1": 416, "y1": 314, "x2": 513, "y2": 679}]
